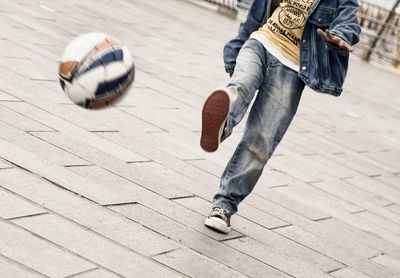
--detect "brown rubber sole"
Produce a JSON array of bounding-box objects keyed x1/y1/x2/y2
[{"x1": 200, "y1": 90, "x2": 230, "y2": 152}]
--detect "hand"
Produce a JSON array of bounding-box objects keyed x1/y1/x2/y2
[{"x1": 317, "y1": 29, "x2": 353, "y2": 53}]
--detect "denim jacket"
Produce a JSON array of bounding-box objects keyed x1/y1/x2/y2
[{"x1": 223, "y1": 0, "x2": 361, "y2": 96}]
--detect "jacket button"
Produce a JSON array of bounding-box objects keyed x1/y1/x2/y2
[
  {"x1": 302, "y1": 40, "x2": 306, "y2": 43},
  {"x1": 302, "y1": 66, "x2": 307, "y2": 71},
  {"x1": 318, "y1": 18, "x2": 322, "y2": 22}
]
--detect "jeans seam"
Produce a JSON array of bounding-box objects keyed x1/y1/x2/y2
[{"x1": 224, "y1": 143, "x2": 242, "y2": 180}]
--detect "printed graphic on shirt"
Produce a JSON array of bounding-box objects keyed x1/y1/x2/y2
[{"x1": 251, "y1": 0, "x2": 315, "y2": 67}]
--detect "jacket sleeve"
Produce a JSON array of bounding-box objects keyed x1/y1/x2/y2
[
  {"x1": 328, "y1": 0, "x2": 361, "y2": 55},
  {"x1": 223, "y1": 0, "x2": 268, "y2": 74}
]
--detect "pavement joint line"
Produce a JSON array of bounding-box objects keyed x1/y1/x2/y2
[
  {"x1": 327, "y1": 265, "x2": 350, "y2": 274},
  {"x1": 104, "y1": 201, "x2": 139, "y2": 207},
  {"x1": 150, "y1": 247, "x2": 182, "y2": 258},
  {"x1": 268, "y1": 224, "x2": 294, "y2": 231},
  {"x1": 64, "y1": 164, "x2": 94, "y2": 168},
  {"x1": 351, "y1": 210, "x2": 368, "y2": 215},
  {"x1": 268, "y1": 184, "x2": 290, "y2": 189},
  {"x1": 218, "y1": 235, "x2": 246, "y2": 242},
  {"x1": 181, "y1": 158, "x2": 206, "y2": 161},
  {"x1": 169, "y1": 195, "x2": 197, "y2": 201},
  {"x1": 0, "y1": 253, "x2": 48, "y2": 278},
  {"x1": 90, "y1": 130, "x2": 120, "y2": 133},
  {"x1": 40, "y1": 177, "x2": 101, "y2": 205},
  {"x1": 6, "y1": 212, "x2": 49, "y2": 221},
  {"x1": 125, "y1": 160, "x2": 154, "y2": 164},
  {"x1": 368, "y1": 174, "x2": 382, "y2": 178},
  {"x1": 368, "y1": 252, "x2": 385, "y2": 260},
  {"x1": 0, "y1": 100, "x2": 24, "y2": 103},
  {"x1": 312, "y1": 216, "x2": 333, "y2": 222},
  {"x1": 63, "y1": 267, "x2": 107, "y2": 278}
]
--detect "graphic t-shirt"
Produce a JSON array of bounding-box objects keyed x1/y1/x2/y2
[{"x1": 251, "y1": 0, "x2": 315, "y2": 71}]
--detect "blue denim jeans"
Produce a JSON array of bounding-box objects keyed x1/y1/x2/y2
[{"x1": 213, "y1": 39, "x2": 305, "y2": 214}]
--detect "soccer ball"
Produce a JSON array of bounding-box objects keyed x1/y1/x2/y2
[{"x1": 58, "y1": 32, "x2": 135, "y2": 109}]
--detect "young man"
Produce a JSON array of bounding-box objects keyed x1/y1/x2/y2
[{"x1": 201, "y1": 0, "x2": 361, "y2": 233}]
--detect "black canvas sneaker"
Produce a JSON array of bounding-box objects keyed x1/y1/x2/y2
[{"x1": 204, "y1": 207, "x2": 231, "y2": 234}]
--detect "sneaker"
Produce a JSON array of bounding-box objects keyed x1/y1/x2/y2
[
  {"x1": 200, "y1": 89, "x2": 230, "y2": 152},
  {"x1": 204, "y1": 207, "x2": 231, "y2": 233}
]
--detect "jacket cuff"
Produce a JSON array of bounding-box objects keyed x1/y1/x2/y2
[{"x1": 330, "y1": 29, "x2": 351, "y2": 45}]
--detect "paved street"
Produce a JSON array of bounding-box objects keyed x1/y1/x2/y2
[{"x1": 0, "y1": 0, "x2": 400, "y2": 277}]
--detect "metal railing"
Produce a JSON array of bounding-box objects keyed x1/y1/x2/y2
[{"x1": 356, "y1": 0, "x2": 400, "y2": 70}]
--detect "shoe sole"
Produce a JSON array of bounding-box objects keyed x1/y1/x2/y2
[
  {"x1": 200, "y1": 90, "x2": 230, "y2": 152},
  {"x1": 204, "y1": 217, "x2": 231, "y2": 234}
]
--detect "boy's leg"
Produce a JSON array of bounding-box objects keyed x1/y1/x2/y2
[
  {"x1": 201, "y1": 39, "x2": 266, "y2": 152},
  {"x1": 212, "y1": 55, "x2": 305, "y2": 214}
]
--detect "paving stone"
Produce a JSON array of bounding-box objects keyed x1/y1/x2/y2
[
  {"x1": 68, "y1": 164, "x2": 193, "y2": 203},
  {"x1": 224, "y1": 237, "x2": 332, "y2": 278},
  {"x1": 374, "y1": 175, "x2": 400, "y2": 191},
  {"x1": 0, "y1": 188, "x2": 46, "y2": 220},
  {"x1": 0, "y1": 255, "x2": 44, "y2": 278},
  {"x1": 0, "y1": 90, "x2": 21, "y2": 102},
  {"x1": 330, "y1": 267, "x2": 371, "y2": 278},
  {"x1": 274, "y1": 182, "x2": 400, "y2": 246},
  {"x1": 1, "y1": 102, "x2": 147, "y2": 163},
  {"x1": 371, "y1": 254, "x2": 400, "y2": 273},
  {"x1": 274, "y1": 225, "x2": 399, "y2": 278},
  {"x1": 13, "y1": 214, "x2": 182, "y2": 278},
  {"x1": 110, "y1": 203, "x2": 290, "y2": 278},
  {"x1": 275, "y1": 182, "x2": 363, "y2": 214},
  {"x1": 0, "y1": 167, "x2": 181, "y2": 257},
  {"x1": 243, "y1": 194, "x2": 382, "y2": 259},
  {"x1": 0, "y1": 120, "x2": 92, "y2": 167},
  {"x1": 175, "y1": 196, "x2": 344, "y2": 273},
  {"x1": 250, "y1": 186, "x2": 330, "y2": 221},
  {"x1": 0, "y1": 220, "x2": 95, "y2": 277},
  {"x1": 30, "y1": 132, "x2": 198, "y2": 201},
  {"x1": 343, "y1": 176, "x2": 400, "y2": 207},
  {"x1": 153, "y1": 248, "x2": 248, "y2": 278},
  {"x1": 0, "y1": 104, "x2": 54, "y2": 132},
  {"x1": 356, "y1": 211, "x2": 400, "y2": 235},
  {"x1": 125, "y1": 161, "x2": 197, "y2": 198},
  {"x1": 0, "y1": 158, "x2": 11, "y2": 169},
  {"x1": 70, "y1": 268, "x2": 121, "y2": 278},
  {"x1": 311, "y1": 180, "x2": 399, "y2": 224},
  {"x1": 386, "y1": 204, "x2": 400, "y2": 215}
]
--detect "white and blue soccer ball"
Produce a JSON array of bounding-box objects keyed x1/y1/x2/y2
[{"x1": 59, "y1": 32, "x2": 135, "y2": 109}]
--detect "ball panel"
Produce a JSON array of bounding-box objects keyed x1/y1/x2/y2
[
  {"x1": 80, "y1": 47, "x2": 124, "y2": 76},
  {"x1": 77, "y1": 66, "x2": 106, "y2": 98},
  {"x1": 60, "y1": 32, "x2": 108, "y2": 63},
  {"x1": 59, "y1": 61, "x2": 78, "y2": 79},
  {"x1": 87, "y1": 67, "x2": 134, "y2": 109},
  {"x1": 121, "y1": 46, "x2": 134, "y2": 70},
  {"x1": 104, "y1": 62, "x2": 129, "y2": 81},
  {"x1": 94, "y1": 68, "x2": 133, "y2": 97}
]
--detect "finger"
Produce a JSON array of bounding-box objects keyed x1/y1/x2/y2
[
  {"x1": 317, "y1": 29, "x2": 331, "y2": 42},
  {"x1": 326, "y1": 30, "x2": 335, "y2": 41},
  {"x1": 332, "y1": 36, "x2": 343, "y2": 45}
]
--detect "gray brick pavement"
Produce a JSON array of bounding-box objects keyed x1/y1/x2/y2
[{"x1": 0, "y1": 0, "x2": 399, "y2": 277}]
